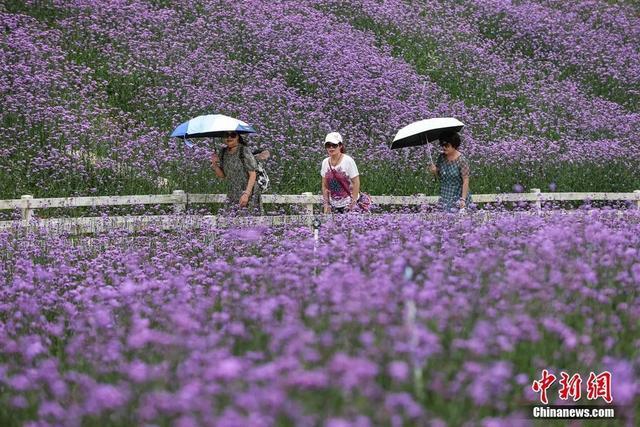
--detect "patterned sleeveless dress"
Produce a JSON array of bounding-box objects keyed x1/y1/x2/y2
[{"x1": 436, "y1": 153, "x2": 472, "y2": 211}]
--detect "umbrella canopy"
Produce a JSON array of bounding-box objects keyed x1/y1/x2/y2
[
  {"x1": 170, "y1": 114, "x2": 256, "y2": 138},
  {"x1": 391, "y1": 117, "x2": 464, "y2": 149}
]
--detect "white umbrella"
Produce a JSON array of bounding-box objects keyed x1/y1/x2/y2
[{"x1": 390, "y1": 117, "x2": 464, "y2": 150}]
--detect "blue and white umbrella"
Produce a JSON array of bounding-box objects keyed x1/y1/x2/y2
[{"x1": 170, "y1": 114, "x2": 256, "y2": 139}]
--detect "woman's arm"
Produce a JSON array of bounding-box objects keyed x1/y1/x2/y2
[
  {"x1": 460, "y1": 157, "x2": 470, "y2": 207},
  {"x1": 461, "y1": 175, "x2": 470, "y2": 207},
  {"x1": 211, "y1": 152, "x2": 225, "y2": 178},
  {"x1": 239, "y1": 171, "x2": 257, "y2": 207},
  {"x1": 349, "y1": 175, "x2": 361, "y2": 210}
]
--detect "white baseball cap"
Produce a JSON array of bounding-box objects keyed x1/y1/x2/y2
[{"x1": 324, "y1": 132, "x2": 343, "y2": 145}]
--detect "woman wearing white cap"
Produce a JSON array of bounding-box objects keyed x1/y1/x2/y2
[{"x1": 321, "y1": 132, "x2": 361, "y2": 214}]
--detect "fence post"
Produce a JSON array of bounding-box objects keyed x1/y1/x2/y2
[
  {"x1": 21, "y1": 195, "x2": 33, "y2": 223},
  {"x1": 301, "y1": 192, "x2": 313, "y2": 216},
  {"x1": 635, "y1": 190, "x2": 640, "y2": 210},
  {"x1": 531, "y1": 188, "x2": 541, "y2": 215},
  {"x1": 172, "y1": 190, "x2": 186, "y2": 214}
]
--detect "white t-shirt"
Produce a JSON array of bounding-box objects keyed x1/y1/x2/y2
[{"x1": 321, "y1": 155, "x2": 359, "y2": 208}]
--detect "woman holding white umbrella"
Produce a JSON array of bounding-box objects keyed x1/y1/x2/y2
[
  {"x1": 428, "y1": 132, "x2": 471, "y2": 211},
  {"x1": 391, "y1": 118, "x2": 471, "y2": 212}
]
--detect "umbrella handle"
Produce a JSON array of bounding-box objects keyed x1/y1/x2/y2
[{"x1": 422, "y1": 134, "x2": 434, "y2": 165}]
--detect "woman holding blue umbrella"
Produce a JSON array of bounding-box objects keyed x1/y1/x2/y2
[
  {"x1": 211, "y1": 131, "x2": 261, "y2": 214},
  {"x1": 171, "y1": 114, "x2": 262, "y2": 214}
]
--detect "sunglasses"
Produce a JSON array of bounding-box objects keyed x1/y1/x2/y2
[
  {"x1": 224, "y1": 132, "x2": 238, "y2": 139},
  {"x1": 325, "y1": 143, "x2": 339, "y2": 149}
]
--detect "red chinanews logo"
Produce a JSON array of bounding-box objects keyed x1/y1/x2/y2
[{"x1": 532, "y1": 370, "x2": 613, "y2": 404}]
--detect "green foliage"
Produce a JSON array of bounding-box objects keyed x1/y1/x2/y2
[
  {"x1": 271, "y1": 159, "x2": 640, "y2": 197},
  {"x1": 3, "y1": 147, "x2": 638, "y2": 201},
  {"x1": 146, "y1": 0, "x2": 175, "y2": 9},
  {"x1": 3, "y1": 0, "x2": 71, "y2": 24},
  {"x1": 284, "y1": 67, "x2": 317, "y2": 96},
  {"x1": 0, "y1": 402, "x2": 34, "y2": 427},
  {"x1": 584, "y1": 74, "x2": 639, "y2": 112},
  {"x1": 477, "y1": 12, "x2": 514, "y2": 41},
  {"x1": 65, "y1": 47, "x2": 164, "y2": 120}
]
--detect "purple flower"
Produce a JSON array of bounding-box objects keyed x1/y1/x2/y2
[
  {"x1": 84, "y1": 384, "x2": 130, "y2": 414},
  {"x1": 211, "y1": 358, "x2": 243, "y2": 381},
  {"x1": 329, "y1": 353, "x2": 379, "y2": 391},
  {"x1": 10, "y1": 395, "x2": 28, "y2": 408},
  {"x1": 388, "y1": 360, "x2": 409, "y2": 382},
  {"x1": 602, "y1": 357, "x2": 637, "y2": 406}
]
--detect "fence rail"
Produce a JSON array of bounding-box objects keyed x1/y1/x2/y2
[
  {"x1": 0, "y1": 214, "x2": 322, "y2": 234},
  {"x1": 2, "y1": 210, "x2": 635, "y2": 235},
  {"x1": 1, "y1": 189, "x2": 639, "y2": 223}
]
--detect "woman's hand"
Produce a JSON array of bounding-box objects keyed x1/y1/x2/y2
[
  {"x1": 239, "y1": 192, "x2": 250, "y2": 207},
  {"x1": 459, "y1": 198, "x2": 466, "y2": 209},
  {"x1": 323, "y1": 204, "x2": 331, "y2": 214},
  {"x1": 428, "y1": 164, "x2": 437, "y2": 174},
  {"x1": 211, "y1": 152, "x2": 220, "y2": 168}
]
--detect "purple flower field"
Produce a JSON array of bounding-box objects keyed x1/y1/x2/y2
[
  {"x1": 1, "y1": 211, "x2": 639, "y2": 425},
  {"x1": 1, "y1": 0, "x2": 639, "y2": 197}
]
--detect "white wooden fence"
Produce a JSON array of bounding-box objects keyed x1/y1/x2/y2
[{"x1": 1, "y1": 189, "x2": 639, "y2": 233}]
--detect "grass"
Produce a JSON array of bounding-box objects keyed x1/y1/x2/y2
[
  {"x1": 1, "y1": 147, "x2": 639, "y2": 203},
  {"x1": 4, "y1": 0, "x2": 72, "y2": 24},
  {"x1": 273, "y1": 158, "x2": 640, "y2": 196}
]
